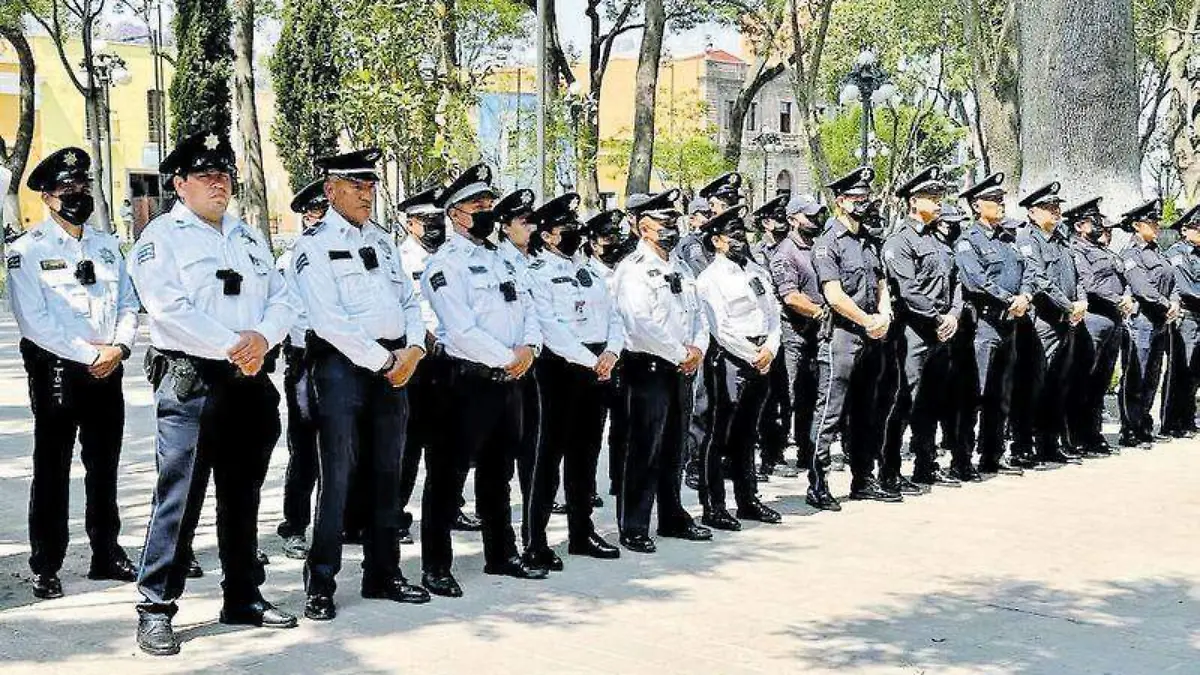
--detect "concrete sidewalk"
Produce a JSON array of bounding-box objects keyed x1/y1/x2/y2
[{"x1": 0, "y1": 315, "x2": 1196, "y2": 674}]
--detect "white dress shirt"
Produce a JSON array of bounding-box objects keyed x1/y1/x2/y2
[
  {"x1": 612, "y1": 240, "x2": 710, "y2": 364},
  {"x1": 129, "y1": 201, "x2": 297, "y2": 360},
  {"x1": 421, "y1": 234, "x2": 542, "y2": 368},
  {"x1": 398, "y1": 234, "x2": 439, "y2": 332},
  {"x1": 696, "y1": 254, "x2": 782, "y2": 363},
  {"x1": 276, "y1": 246, "x2": 310, "y2": 346},
  {"x1": 7, "y1": 218, "x2": 139, "y2": 365},
  {"x1": 527, "y1": 250, "x2": 625, "y2": 368},
  {"x1": 290, "y1": 209, "x2": 425, "y2": 372}
]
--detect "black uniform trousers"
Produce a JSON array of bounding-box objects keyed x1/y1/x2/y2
[
  {"x1": 619, "y1": 352, "x2": 694, "y2": 537},
  {"x1": 1066, "y1": 311, "x2": 1122, "y2": 449},
  {"x1": 607, "y1": 361, "x2": 629, "y2": 496},
  {"x1": 758, "y1": 354, "x2": 790, "y2": 469},
  {"x1": 780, "y1": 329, "x2": 819, "y2": 474},
  {"x1": 396, "y1": 353, "x2": 451, "y2": 532},
  {"x1": 136, "y1": 357, "x2": 280, "y2": 615},
  {"x1": 517, "y1": 371, "x2": 543, "y2": 542},
  {"x1": 808, "y1": 324, "x2": 886, "y2": 493},
  {"x1": 1120, "y1": 313, "x2": 1172, "y2": 437},
  {"x1": 940, "y1": 310, "x2": 979, "y2": 462},
  {"x1": 20, "y1": 339, "x2": 125, "y2": 576},
  {"x1": 1164, "y1": 314, "x2": 1200, "y2": 433},
  {"x1": 304, "y1": 349, "x2": 408, "y2": 596},
  {"x1": 881, "y1": 322, "x2": 954, "y2": 478},
  {"x1": 278, "y1": 343, "x2": 319, "y2": 538},
  {"x1": 525, "y1": 349, "x2": 607, "y2": 549},
  {"x1": 1008, "y1": 319, "x2": 1039, "y2": 454},
  {"x1": 699, "y1": 345, "x2": 769, "y2": 513},
  {"x1": 422, "y1": 361, "x2": 525, "y2": 573},
  {"x1": 971, "y1": 312, "x2": 1019, "y2": 465},
  {"x1": 1029, "y1": 316, "x2": 1078, "y2": 453}
]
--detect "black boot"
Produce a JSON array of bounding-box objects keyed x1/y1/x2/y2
[{"x1": 137, "y1": 611, "x2": 180, "y2": 656}]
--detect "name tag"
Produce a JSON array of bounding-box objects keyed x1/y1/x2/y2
[
  {"x1": 750, "y1": 277, "x2": 766, "y2": 296},
  {"x1": 329, "y1": 250, "x2": 352, "y2": 260},
  {"x1": 40, "y1": 259, "x2": 68, "y2": 271}
]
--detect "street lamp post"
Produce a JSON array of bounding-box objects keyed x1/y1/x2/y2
[
  {"x1": 84, "y1": 49, "x2": 131, "y2": 229},
  {"x1": 839, "y1": 50, "x2": 897, "y2": 167},
  {"x1": 753, "y1": 131, "x2": 780, "y2": 204}
]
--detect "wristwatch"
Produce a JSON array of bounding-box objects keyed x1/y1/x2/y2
[
  {"x1": 118, "y1": 344, "x2": 132, "y2": 361},
  {"x1": 376, "y1": 352, "x2": 397, "y2": 376}
]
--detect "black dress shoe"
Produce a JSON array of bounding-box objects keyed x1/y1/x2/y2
[
  {"x1": 397, "y1": 528, "x2": 414, "y2": 545},
  {"x1": 452, "y1": 511, "x2": 483, "y2": 532},
  {"x1": 304, "y1": 594, "x2": 337, "y2": 621},
  {"x1": 881, "y1": 475, "x2": 927, "y2": 495},
  {"x1": 32, "y1": 573, "x2": 63, "y2": 599},
  {"x1": 737, "y1": 501, "x2": 782, "y2": 524},
  {"x1": 137, "y1": 611, "x2": 180, "y2": 656},
  {"x1": 912, "y1": 468, "x2": 962, "y2": 487},
  {"x1": 1085, "y1": 442, "x2": 1114, "y2": 456},
  {"x1": 657, "y1": 522, "x2": 713, "y2": 541},
  {"x1": 522, "y1": 547, "x2": 564, "y2": 571},
  {"x1": 1037, "y1": 447, "x2": 1080, "y2": 464},
  {"x1": 256, "y1": 549, "x2": 271, "y2": 566},
  {"x1": 619, "y1": 533, "x2": 656, "y2": 553},
  {"x1": 849, "y1": 478, "x2": 904, "y2": 502},
  {"x1": 701, "y1": 508, "x2": 742, "y2": 531},
  {"x1": 979, "y1": 459, "x2": 1024, "y2": 476},
  {"x1": 1010, "y1": 453, "x2": 1042, "y2": 469},
  {"x1": 220, "y1": 599, "x2": 299, "y2": 627},
  {"x1": 186, "y1": 555, "x2": 203, "y2": 579},
  {"x1": 551, "y1": 502, "x2": 569, "y2": 515},
  {"x1": 805, "y1": 489, "x2": 842, "y2": 511},
  {"x1": 568, "y1": 533, "x2": 620, "y2": 559},
  {"x1": 484, "y1": 556, "x2": 549, "y2": 579},
  {"x1": 1167, "y1": 427, "x2": 1191, "y2": 439},
  {"x1": 281, "y1": 534, "x2": 309, "y2": 560},
  {"x1": 362, "y1": 576, "x2": 432, "y2": 604},
  {"x1": 88, "y1": 556, "x2": 138, "y2": 582},
  {"x1": 947, "y1": 464, "x2": 983, "y2": 483},
  {"x1": 590, "y1": 494, "x2": 604, "y2": 508},
  {"x1": 422, "y1": 570, "x2": 463, "y2": 597}
]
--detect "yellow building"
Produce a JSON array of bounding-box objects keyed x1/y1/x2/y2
[{"x1": 0, "y1": 35, "x2": 297, "y2": 238}]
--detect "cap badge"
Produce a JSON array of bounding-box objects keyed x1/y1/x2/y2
[
  {"x1": 204, "y1": 134, "x2": 219, "y2": 150},
  {"x1": 63, "y1": 152, "x2": 78, "y2": 167}
]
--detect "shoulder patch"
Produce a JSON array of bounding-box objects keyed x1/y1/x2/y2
[
  {"x1": 99, "y1": 248, "x2": 116, "y2": 265},
  {"x1": 6, "y1": 253, "x2": 19, "y2": 270},
  {"x1": 430, "y1": 270, "x2": 448, "y2": 291},
  {"x1": 135, "y1": 242, "x2": 156, "y2": 265},
  {"x1": 295, "y1": 252, "x2": 310, "y2": 274}
]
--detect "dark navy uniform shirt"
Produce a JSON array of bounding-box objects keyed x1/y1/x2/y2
[
  {"x1": 882, "y1": 218, "x2": 960, "y2": 321},
  {"x1": 769, "y1": 232, "x2": 824, "y2": 335},
  {"x1": 1016, "y1": 222, "x2": 1084, "y2": 319},
  {"x1": 1070, "y1": 235, "x2": 1127, "y2": 316},
  {"x1": 954, "y1": 220, "x2": 1027, "y2": 310},
  {"x1": 1122, "y1": 239, "x2": 1179, "y2": 318},
  {"x1": 1168, "y1": 241, "x2": 1200, "y2": 310},
  {"x1": 813, "y1": 217, "x2": 883, "y2": 315}
]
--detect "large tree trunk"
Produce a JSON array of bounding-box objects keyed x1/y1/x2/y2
[
  {"x1": 1016, "y1": 0, "x2": 1140, "y2": 209},
  {"x1": 0, "y1": 24, "x2": 35, "y2": 227},
  {"x1": 788, "y1": 0, "x2": 833, "y2": 194},
  {"x1": 233, "y1": 0, "x2": 272, "y2": 243},
  {"x1": 625, "y1": 0, "x2": 666, "y2": 196},
  {"x1": 1168, "y1": 1, "x2": 1200, "y2": 205},
  {"x1": 961, "y1": 0, "x2": 1021, "y2": 194}
]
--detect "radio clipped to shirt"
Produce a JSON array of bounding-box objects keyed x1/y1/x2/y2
[{"x1": 216, "y1": 269, "x2": 243, "y2": 296}]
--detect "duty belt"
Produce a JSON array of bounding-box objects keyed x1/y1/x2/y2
[
  {"x1": 305, "y1": 331, "x2": 407, "y2": 361},
  {"x1": 623, "y1": 351, "x2": 678, "y2": 374},
  {"x1": 449, "y1": 358, "x2": 513, "y2": 382}
]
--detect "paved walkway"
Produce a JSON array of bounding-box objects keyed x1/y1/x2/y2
[{"x1": 0, "y1": 315, "x2": 1196, "y2": 674}]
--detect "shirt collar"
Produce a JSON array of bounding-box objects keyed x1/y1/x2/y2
[
  {"x1": 787, "y1": 231, "x2": 813, "y2": 250},
  {"x1": 170, "y1": 200, "x2": 241, "y2": 238}
]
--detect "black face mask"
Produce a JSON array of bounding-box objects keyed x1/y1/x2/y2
[
  {"x1": 725, "y1": 239, "x2": 750, "y2": 267},
  {"x1": 468, "y1": 210, "x2": 498, "y2": 241},
  {"x1": 767, "y1": 221, "x2": 790, "y2": 239},
  {"x1": 1083, "y1": 222, "x2": 1105, "y2": 244},
  {"x1": 419, "y1": 222, "x2": 446, "y2": 250},
  {"x1": 56, "y1": 192, "x2": 94, "y2": 227},
  {"x1": 847, "y1": 200, "x2": 872, "y2": 220},
  {"x1": 655, "y1": 225, "x2": 681, "y2": 253},
  {"x1": 557, "y1": 229, "x2": 583, "y2": 257}
]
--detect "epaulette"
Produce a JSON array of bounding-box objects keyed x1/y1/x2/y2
[
  {"x1": 303, "y1": 221, "x2": 327, "y2": 236},
  {"x1": 4, "y1": 228, "x2": 26, "y2": 244},
  {"x1": 372, "y1": 219, "x2": 393, "y2": 235}
]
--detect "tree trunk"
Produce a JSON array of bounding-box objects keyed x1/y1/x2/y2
[
  {"x1": 960, "y1": 0, "x2": 1021, "y2": 195},
  {"x1": 0, "y1": 24, "x2": 35, "y2": 227},
  {"x1": 1168, "y1": 0, "x2": 1200, "y2": 205},
  {"x1": 788, "y1": 0, "x2": 833, "y2": 194},
  {"x1": 233, "y1": 0, "x2": 272, "y2": 243},
  {"x1": 1016, "y1": 0, "x2": 1140, "y2": 209},
  {"x1": 723, "y1": 62, "x2": 785, "y2": 168},
  {"x1": 625, "y1": 0, "x2": 666, "y2": 196}
]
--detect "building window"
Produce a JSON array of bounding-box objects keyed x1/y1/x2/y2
[
  {"x1": 745, "y1": 102, "x2": 758, "y2": 132},
  {"x1": 147, "y1": 90, "x2": 165, "y2": 143},
  {"x1": 724, "y1": 100, "x2": 736, "y2": 131},
  {"x1": 780, "y1": 102, "x2": 793, "y2": 134}
]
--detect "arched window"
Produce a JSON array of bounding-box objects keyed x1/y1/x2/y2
[{"x1": 775, "y1": 169, "x2": 793, "y2": 196}]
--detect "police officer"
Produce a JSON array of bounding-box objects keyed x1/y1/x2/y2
[
  {"x1": 275, "y1": 179, "x2": 328, "y2": 560},
  {"x1": 394, "y1": 184, "x2": 449, "y2": 544},
  {"x1": 1065, "y1": 197, "x2": 1132, "y2": 456},
  {"x1": 767, "y1": 194, "x2": 829, "y2": 493},
  {"x1": 420, "y1": 165, "x2": 547, "y2": 597},
  {"x1": 954, "y1": 173, "x2": 1030, "y2": 475},
  {"x1": 807, "y1": 167, "x2": 896, "y2": 510},
  {"x1": 612, "y1": 188, "x2": 713, "y2": 552},
  {"x1": 584, "y1": 209, "x2": 634, "y2": 499},
  {"x1": 1016, "y1": 182, "x2": 1087, "y2": 464},
  {"x1": 675, "y1": 193, "x2": 716, "y2": 490},
  {"x1": 931, "y1": 204, "x2": 978, "y2": 477},
  {"x1": 675, "y1": 194, "x2": 717, "y2": 278},
  {"x1": 880, "y1": 166, "x2": 963, "y2": 490},
  {"x1": 1165, "y1": 206, "x2": 1200, "y2": 437},
  {"x1": 695, "y1": 206, "x2": 783, "y2": 530},
  {"x1": 523, "y1": 193, "x2": 624, "y2": 567},
  {"x1": 8, "y1": 148, "x2": 139, "y2": 600},
  {"x1": 131, "y1": 130, "x2": 298, "y2": 655},
  {"x1": 290, "y1": 149, "x2": 431, "y2": 620},
  {"x1": 1120, "y1": 199, "x2": 1180, "y2": 446},
  {"x1": 750, "y1": 193, "x2": 797, "y2": 478}
]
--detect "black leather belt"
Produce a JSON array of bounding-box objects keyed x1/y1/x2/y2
[
  {"x1": 623, "y1": 351, "x2": 677, "y2": 373},
  {"x1": 449, "y1": 357, "x2": 512, "y2": 382},
  {"x1": 748, "y1": 335, "x2": 767, "y2": 347},
  {"x1": 306, "y1": 331, "x2": 407, "y2": 360}
]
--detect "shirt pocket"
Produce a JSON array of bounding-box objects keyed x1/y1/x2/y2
[
  {"x1": 330, "y1": 259, "x2": 373, "y2": 313},
  {"x1": 41, "y1": 267, "x2": 91, "y2": 317}
]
